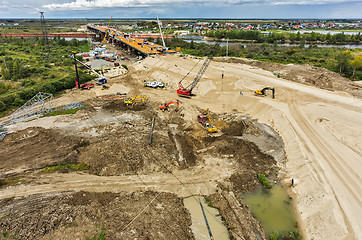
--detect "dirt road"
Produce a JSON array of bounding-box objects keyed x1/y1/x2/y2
[
  {"x1": 1, "y1": 54, "x2": 361, "y2": 239},
  {"x1": 135, "y1": 55, "x2": 361, "y2": 239}
]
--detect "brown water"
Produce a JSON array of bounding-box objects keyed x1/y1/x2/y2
[
  {"x1": 184, "y1": 196, "x2": 229, "y2": 240},
  {"x1": 243, "y1": 185, "x2": 298, "y2": 236}
]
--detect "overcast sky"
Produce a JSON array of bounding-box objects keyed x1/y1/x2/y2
[{"x1": 0, "y1": 0, "x2": 361, "y2": 19}]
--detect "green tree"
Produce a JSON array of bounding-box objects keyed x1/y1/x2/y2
[
  {"x1": 299, "y1": 38, "x2": 306, "y2": 48},
  {"x1": 350, "y1": 55, "x2": 362, "y2": 79},
  {"x1": 336, "y1": 50, "x2": 353, "y2": 74},
  {"x1": 190, "y1": 40, "x2": 195, "y2": 49}
]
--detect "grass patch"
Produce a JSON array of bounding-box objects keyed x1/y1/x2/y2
[
  {"x1": 1, "y1": 231, "x2": 19, "y2": 239},
  {"x1": 41, "y1": 163, "x2": 89, "y2": 173},
  {"x1": 257, "y1": 173, "x2": 272, "y2": 189},
  {"x1": 42, "y1": 107, "x2": 84, "y2": 117},
  {"x1": 0, "y1": 178, "x2": 21, "y2": 189},
  {"x1": 86, "y1": 227, "x2": 105, "y2": 240}
]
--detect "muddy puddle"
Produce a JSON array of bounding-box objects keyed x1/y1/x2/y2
[
  {"x1": 184, "y1": 196, "x2": 229, "y2": 240},
  {"x1": 243, "y1": 185, "x2": 298, "y2": 236}
]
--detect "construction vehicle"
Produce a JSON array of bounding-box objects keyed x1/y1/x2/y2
[
  {"x1": 156, "y1": 16, "x2": 167, "y2": 52},
  {"x1": 197, "y1": 108, "x2": 217, "y2": 133},
  {"x1": 101, "y1": 84, "x2": 109, "y2": 90},
  {"x1": 80, "y1": 83, "x2": 94, "y2": 90},
  {"x1": 144, "y1": 81, "x2": 164, "y2": 88},
  {"x1": 124, "y1": 96, "x2": 146, "y2": 105},
  {"x1": 102, "y1": 16, "x2": 113, "y2": 44},
  {"x1": 177, "y1": 57, "x2": 211, "y2": 97},
  {"x1": 254, "y1": 87, "x2": 275, "y2": 98},
  {"x1": 159, "y1": 100, "x2": 181, "y2": 111},
  {"x1": 70, "y1": 54, "x2": 107, "y2": 85}
]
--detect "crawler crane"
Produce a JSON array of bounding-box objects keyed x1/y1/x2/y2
[{"x1": 177, "y1": 58, "x2": 211, "y2": 97}]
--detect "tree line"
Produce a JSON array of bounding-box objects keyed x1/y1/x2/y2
[{"x1": 207, "y1": 30, "x2": 362, "y2": 44}]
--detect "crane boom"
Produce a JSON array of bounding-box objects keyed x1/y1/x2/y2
[
  {"x1": 71, "y1": 56, "x2": 104, "y2": 79},
  {"x1": 102, "y1": 16, "x2": 113, "y2": 43},
  {"x1": 70, "y1": 55, "x2": 107, "y2": 85},
  {"x1": 177, "y1": 57, "x2": 210, "y2": 97},
  {"x1": 187, "y1": 58, "x2": 210, "y2": 91},
  {"x1": 156, "y1": 16, "x2": 166, "y2": 51}
]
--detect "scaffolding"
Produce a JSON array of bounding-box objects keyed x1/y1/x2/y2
[
  {"x1": 9, "y1": 92, "x2": 54, "y2": 124},
  {"x1": 0, "y1": 123, "x2": 6, "y2": 141}
]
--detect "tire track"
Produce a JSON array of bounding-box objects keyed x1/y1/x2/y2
[{"x1": 288, "y1": 98, "x2": 361, "y2": 238}]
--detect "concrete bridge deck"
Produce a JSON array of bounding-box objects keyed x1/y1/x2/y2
[{"x1": 88, "y1": 25, "x2": 168, "y2": 56}]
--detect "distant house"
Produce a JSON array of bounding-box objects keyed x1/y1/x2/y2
[
  {"x1": 13, "y1": 23, "x2": 19, "y2": 26},
  {"x1": 0, "y1": 23, "x2": 5, "y2": 26},
  {"x1": 174, "y1": 30, "x2": 190, "y2": 35}
]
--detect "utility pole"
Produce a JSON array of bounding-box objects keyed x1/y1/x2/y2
[
  {"x1": 72, "y1": 51, "x2": 80, "y2": 88},
  {"x1": 40, "y1": 12, "x2": 49, "y2": 56}
]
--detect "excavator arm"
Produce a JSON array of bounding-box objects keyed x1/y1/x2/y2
[{"x1": 255, "y1": 87, "x2": 275, "y2": 99}]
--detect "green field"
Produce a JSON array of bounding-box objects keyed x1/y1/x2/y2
[{"x1": 0, "y1": 35, "x2": 94, "y2": 114}]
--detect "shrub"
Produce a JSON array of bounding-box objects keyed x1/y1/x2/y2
[
  {"x1": 270, "y1": 231, "x2": 279, "y2": 240},
  {"x1": 257, "y1": 173, "x2": 272, "y2": 189}
]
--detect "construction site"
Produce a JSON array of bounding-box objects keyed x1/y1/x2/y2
[{"x1": 0, "y1": 22, "x2": 361, "y2": 240}]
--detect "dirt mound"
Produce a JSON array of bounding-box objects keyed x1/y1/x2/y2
[
  {"x1": 207, "y1": 190, "x2": 267, "y2": 240},
  {"x1": 78, "y1": 128, "x2": 178, "y2": 175},
  {"x1": 0, "y1": 191, "x2": 193, "y2": 240},
  {"x1": 175, "y1": 133, "x2": 198, "y2": 167},
  {"x1": 222, "y1": 120, "x2": 246, "y2": 136},
  {"x1": 102, "y1": 99, "x2": 148, "y2": 112},
  {"x1": 216, "y1": 57, "x2": 362, "y2": 98},
  {"x1": 0, "y1": 127, "x2": 89, "y2": 178}
]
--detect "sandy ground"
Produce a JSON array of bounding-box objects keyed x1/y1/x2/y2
[
  {"x1": 131, "y1": 55, "x2": 361, "y2": 240},
  {"x1": 1, "y1": 54, "x2": 361, "y2": 239}
]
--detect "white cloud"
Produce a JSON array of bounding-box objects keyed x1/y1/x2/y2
[
  {"x1": 44, "y1": 0, "x2": 191, "y2": 10},
  {"x1": 43, "y1": 0, "x2": 357, "y2": 10},
  {"x1": 43, "y1": 0, "x2": 356, "y2": 10}
]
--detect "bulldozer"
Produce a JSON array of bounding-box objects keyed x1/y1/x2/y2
[
  {"x1": 254, "y1": 87, "x2": 275, "y2": 99},
  {"x1": 159, "y1": 100, "x2": 181, "y2": 111},
  {"x1": 123, "y1": 96, "x2": 146, "y2": 105}
]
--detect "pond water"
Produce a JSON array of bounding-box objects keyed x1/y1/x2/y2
[
  {"x1": 183, "y1": 39, "x2": 362, "y2": 49},
  {"x1": 184, "y1": 196, "x2": 229, "y2": 240},
  {"x1": 242, "y1": 185, "x2": 298, "y2": 236}
]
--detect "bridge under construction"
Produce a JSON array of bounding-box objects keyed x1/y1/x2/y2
[{"x1": 87, "y1": 25, "x2": 174, "y2": 57}]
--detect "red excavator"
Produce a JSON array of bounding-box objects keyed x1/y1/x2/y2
[
  {"x1": 177, "y1": 57, "x2": 211, "y2": 97},
  {"x1": 159, "y1": 100, "x2": 181, "y2": 111}
]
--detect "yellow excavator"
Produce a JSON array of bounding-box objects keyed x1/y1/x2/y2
[
  {"x1": 123, "y1": 96, "x2": 146, "y2": 105},
  {"x1": 254, "y1": 87, "x2": 275, "y2": 99},
  {"x1": 102, "y1": 16, "x2": 113, "y2": 44},
  {"x1": 197, "y1": 108, "x2": 217, "y2": 133}
]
